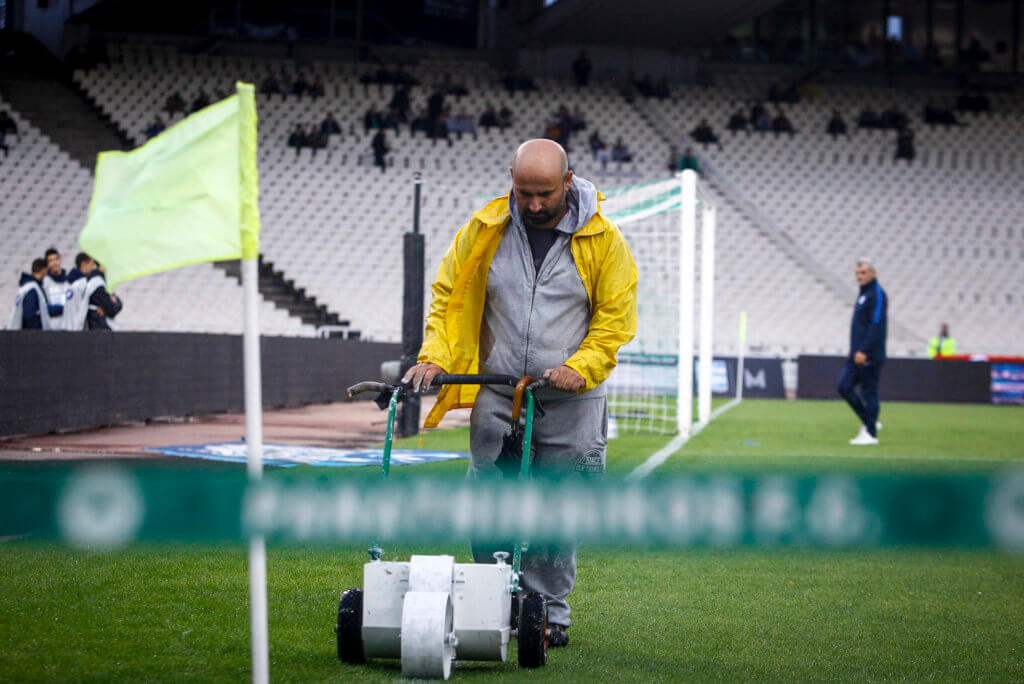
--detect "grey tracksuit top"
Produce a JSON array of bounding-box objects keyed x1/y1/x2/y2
[{"x1": 478, "y1": 175, "x2": 603, "y2": 400}]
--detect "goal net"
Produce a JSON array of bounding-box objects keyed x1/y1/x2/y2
[{"x1": 602, "y1": 171, "x2": 713, "y2": 436}]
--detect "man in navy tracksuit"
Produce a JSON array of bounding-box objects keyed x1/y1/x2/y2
[{"x1": 839, "y1": 259, "x2": 887, "y2": 445}]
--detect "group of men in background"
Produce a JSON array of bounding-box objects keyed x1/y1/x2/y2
[{"x1": 8, "y1": 248, "x2": 122, "y2": 331}]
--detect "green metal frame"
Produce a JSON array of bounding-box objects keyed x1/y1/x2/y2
[
  {"x1": 368, "y1": 386, "x2": 403, "y2": 561},
  {"x1": 510, "y1": 388, "x2": 536, "y2": 593}
]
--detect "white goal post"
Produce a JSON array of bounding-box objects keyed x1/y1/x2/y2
[{"x1": 604, "y1": 170, "x2": 737, "y2": 437}]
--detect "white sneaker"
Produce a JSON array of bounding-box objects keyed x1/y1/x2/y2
[{"x1": 850, "y1": 429, "x2": 879, "y2": 445}]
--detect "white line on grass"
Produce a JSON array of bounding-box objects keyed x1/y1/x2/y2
[{"x1": 626, "y1": 397, "x2": 743, "y2": 481}]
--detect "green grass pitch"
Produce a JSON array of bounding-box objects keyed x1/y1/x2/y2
[{"x1": 2, "y1": 399, "x2": 1023, "y2": 681}]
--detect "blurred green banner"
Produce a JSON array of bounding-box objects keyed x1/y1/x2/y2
[{"x1": 1, "y1": 465, "x2": 1022, "y2": 551}]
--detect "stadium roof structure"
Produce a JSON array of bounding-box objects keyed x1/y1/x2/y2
[{"x1": 523, "y1": 0, "x2": 787, "y2": 50}]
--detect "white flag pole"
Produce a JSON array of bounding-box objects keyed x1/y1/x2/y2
[{"x1": 242, "y1": 256, "x2": 270, "y2": 684}]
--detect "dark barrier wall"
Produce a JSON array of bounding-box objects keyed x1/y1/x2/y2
[
  {"x1": 0, "y1": 332, "x2": 400, "y2": 437},
  {"x1": 797, "y1": 355, "x2": 991, "y2": 403},
  {"x1": 710, "y1": 357, "x2": 786, "y2": 399}
]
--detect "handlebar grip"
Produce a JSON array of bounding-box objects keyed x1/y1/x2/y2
[
  {"x1": 526, "y1": 378, "x2": 550, "y2": 392},
  {"x1": 431, "y1": 374, "x2": 518, "y2": 387},
  {"x1": 347, "y1": 381, "x2": 395, "y2": 397}
]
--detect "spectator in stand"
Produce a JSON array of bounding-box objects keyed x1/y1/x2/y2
[
  {"x1": 190, "y1": 90, "x2": 211, "y2": 114},
  {"x1": 0, "y1": 110, "x2": 19, "y2": 139},
  {"x1": 164, "y1": 92, "x2": 185, "y2": 116},
  {"x1": 292, "y1": 73, "x2": 310, "y2": 99},
  {"x1": 364, "y1": 104, "x2": 383, "y2": 133},
  {"x1": 383, "y1": 107, "x2": 402, "y2": 136},
  {"x1": 773, "y1": 109, "x2": 796, "y2": 137},
  {"x1": 595, "y1": 141, "x2": 612, "y2": 168},
  {"x1": 652, "y1": 76, "x2": 671, "y2": 100},
  {"x1": 927, "y1": 323, "x2": 957, "y2": 358},
  {"x1": 554, "y1": 105, "x2": 575, "y2": 148},
  {"x1": 390, "y1": 85, "x2": 411, "y2": 122},
  {"x1": 0, "y1": 129, "x2": 7, "y2": 158},
  {"x1": 678, "y1": 147, "x2": 699, "y2": 174},
  {"x1": 8, "y1": 258, "x2": 51, "y2": 330},
  {"x1": 957, "y1": 90, "x2": 991, "y2": 114},
  {"x1": 498, "y1": 105, "x2": 514, "y2": 128},
  {"x1": 571, "y1": 106, "x2": 586, "y2": 132},
  {"x1": 410, "y1": 108, "x2": 431, "y2": 136},
  {"x1": 145, "y1": 117, "x2": 166, "y2": 140},
  {"x1": 923, "y1": 102, "x2": 963, "y2": 127},
  {"x1": 358, "y1": 68, "x2": 379, "y2": 92},
  {"x1": 428, "y1": 88, "x2": 446, "y2": 122},
  {"x1": 612, "y1": 138, "x2": 633, "y2": 163},
  {"x1": 690, "y1": 119, "x2": 720, "y2": 146},
  {"x1": 446, "y1": 108, "x2": 477, "y2": 140},
  {"x1": 42, "y1": 248, "x2": 68, "y2": 322},
  {"x1": 727, "y1": 108, "x2": 748, "y2": 135},
  {"x1": 880, "y1": 106, "x2": 908, "y2": 130},
  {"x1": 750, "y1": 101, "x2": 768, "y2": 126},
  {"x1": 307, "y1": 126, "x2": 328, "y2": 156},
  {"x1": 894, "y1": 125, "x2": 915, "y2": 164},
  {"x1": 479, "y1": 104, "x2": 500, "y2": 130},
  {"x1": 438, "y1": 72, "x2": 469, "y2": 98},
  {"x1": 429, "y1": 115, "x2": 451, "y2": 146},
  {"x1": 572, "y1": 50, "x2": 592, "y2": 87},
  {"x1": 754, "y1": 109, "x2": 773, "y2": 132},
  {"x1": 666, "y1": 146, "x2": 680, "y2": 172},
  {"x1": 857, "y1": 106, "x2": 882, "y2": 129},
  {"x1": 372, "y1": 129, "x2": 390, "y2": 173},
  {"x1": 309, "y1": 75, "x2": 325, "y2": 99},
  {"x1": 287, "y1": 124, "x2": 308, "y2": 155},
  {"x1": 589, "y1": 130, "x2": 604, "y2": 158},
  {"x1": 826, "y1": 110, "x2": 848, "y2": 139},
  {"x1": 635, "y1": 73, "x2": 653, "y2": 98},
  {"x1": 393, "y1": 64, "x2": 418, "y2": 88},
  {"x1": 962, "y1": 36, "x2": 990, "y2": 71},
  {"x1": 502, "y1": 68, "x2": 537, "y2": 95},
  {"x1": 260, "y1": 72, "x2": 283, "y2": 98},
  {"x1": 321, "y1": 112, "x2": 342, "y2": 136},
  {"x1": 543, "y1": 119, "x2": 566, "y2": 148}
]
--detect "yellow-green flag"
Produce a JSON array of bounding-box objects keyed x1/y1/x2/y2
[{"x1": 79, "y1": 82, "x2": 260, "y2": 288}]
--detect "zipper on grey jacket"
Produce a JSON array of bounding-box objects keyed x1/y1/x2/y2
[{"x1": 520, "y1": 227, "x2": 568, "y2": 377}]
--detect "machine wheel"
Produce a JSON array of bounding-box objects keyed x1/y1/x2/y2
[
  {"x1": 336, "y1": 588, "x2": 365, "y2": 664},
  {"x1": 517, "y1": 591, "x2": 548, "y2": 668},
  {"x1": 400, "y1": 591, "x2": 455, "y2": 680}
]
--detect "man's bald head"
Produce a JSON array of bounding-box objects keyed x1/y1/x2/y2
[
  {"x1": 510, "y1": 139, "x2": 573, "y2": 230},
  {"x1": 511, "y1": 138, "x2": 569, "y2": 180}
]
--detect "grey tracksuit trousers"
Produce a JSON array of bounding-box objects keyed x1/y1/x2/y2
[{"x1": 468, "y1": 386, "x2": 607, "y2": 627}]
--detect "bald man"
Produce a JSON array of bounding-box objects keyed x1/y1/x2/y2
[{"x1": 405, "y1": 139, "x2": 638, "y2": 645}]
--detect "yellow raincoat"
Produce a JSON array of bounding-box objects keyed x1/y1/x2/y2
[{"x1": 418, "y1": 194, "x2": 638, "y2": 428}]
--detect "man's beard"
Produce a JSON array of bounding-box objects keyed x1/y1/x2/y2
[{"x1": 522, "y1": 196, "x2": 566, "y2": 229}]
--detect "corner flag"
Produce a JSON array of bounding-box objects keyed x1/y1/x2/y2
[
  {"x1": 79, "y1": 82, "x2": 260, "y2": 287},
  {"x1": 78, "y1": 82, "x2": 270, "y2": 684}
]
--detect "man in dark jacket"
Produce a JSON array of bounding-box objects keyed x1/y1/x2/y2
[
  {"x1": 8, "y1": 259, "x2": 50, "y2": 329},
  {"x1": 838, "y1": 259, "x2": 887, "y2": 445},
  {"x1": 84, "y1": 264, "x2": 123, "y2": 331}
]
